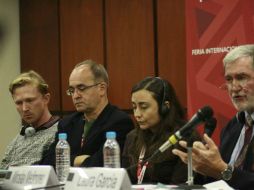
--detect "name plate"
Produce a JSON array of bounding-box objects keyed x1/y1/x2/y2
[
  {"x1": 65, "y1": 167, "x2": 132, "y2": 190},
  {"x1": 3, "y1": 165, "x2": 60, "y2": 190}
]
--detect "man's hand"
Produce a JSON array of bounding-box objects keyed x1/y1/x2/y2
[
  {"x1": 74, "y1": 155, "x2": 90, "y2": 167},
  {"x1": 172, "y1": 134, "x2": 228, "y2": 179}
]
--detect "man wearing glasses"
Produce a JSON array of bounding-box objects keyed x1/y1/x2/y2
[
  {"x1": 41, "y1": 60, "x2": 134, "y2": 167},
  {"x1": 173, "y1": 44, "x2": 254, "y2": 189}
]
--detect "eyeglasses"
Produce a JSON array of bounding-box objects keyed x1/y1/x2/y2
[
  {"x1": 220, "y1": 73, "x2": 254, "y2": 90},
  {"x1": 66, "y1": 83, "x2": 100, "y2": 96}
]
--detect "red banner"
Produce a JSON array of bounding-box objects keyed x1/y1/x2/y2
[{"x1": 186, "y1": 0, "x2": 254, "y2": 144}]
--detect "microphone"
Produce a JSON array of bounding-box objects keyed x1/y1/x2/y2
[
  {"x1": 158, "y1": 106, "x2": 213, "y2": 153},
  {"x1": 204, "y1": 117, "x2": 217, "y2": 137}
]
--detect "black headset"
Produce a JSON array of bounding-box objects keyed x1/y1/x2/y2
[
  {"x1": 156, "y1": 77, "x2": 170, "y2": 115},
  {"x1": 20, "y1": 116, "x2": 60, "y2": 137}
]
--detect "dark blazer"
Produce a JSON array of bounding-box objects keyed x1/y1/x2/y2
[
  {"x1": 122, "y1": 129, "x2": 191, "y2": 184},
  {"x1": 219, "y1": 115, "x2": 254, "y2": 190},
  {"x1": 195, "y1": 115, "x2": 254, "y2": 189},
  {"x1": 41, "y1": 104, "x2": 134, "y2": 167}
]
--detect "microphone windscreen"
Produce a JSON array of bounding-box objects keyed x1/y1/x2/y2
[
  {"x1": 198, "y1": 106, "x2": 213, "y2": 121},
  {"x1": 204, "y1": 117, "x2": 217, "y2": 137}
]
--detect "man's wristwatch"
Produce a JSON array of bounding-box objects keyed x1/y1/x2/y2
[{"x1": 221, "y1": 164, "x2": 234, "y2": 181}]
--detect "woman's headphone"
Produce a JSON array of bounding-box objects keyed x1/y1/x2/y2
[{"x1": 156, "y1": 77, "x2": 170, "y2": 115}]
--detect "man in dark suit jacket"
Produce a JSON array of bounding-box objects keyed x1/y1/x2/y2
[
  {"x1": 219, "y1": 112, "x2": 254, "y2": 189},
  {"x1": 41, "y1": 60, "x2": 134, "y2": 167},
  {"x1": 172, "y1": 44, "x2": 254, "y2": 190}
]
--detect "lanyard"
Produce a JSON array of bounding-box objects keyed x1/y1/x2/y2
[{"x1": 137, "y1": 146, "x2": 149, "y2": 184}]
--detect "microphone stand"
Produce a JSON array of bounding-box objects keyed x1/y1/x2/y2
[
  {"x1": 172, "y1": 136, "x2": 205, "y2": 190},
  {"x1": 186, "y1": 138, "x2": 194, "y2": 186}
]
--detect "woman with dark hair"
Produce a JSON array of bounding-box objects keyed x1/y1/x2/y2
[{"x1": 122, "y1": 77, "x2": 198, "y2": 184}]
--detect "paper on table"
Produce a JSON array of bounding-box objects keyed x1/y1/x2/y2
[
  {"x1": 204, "y1": 180, "x2": 234, "y2": 190},
  {"x1": 132, "y1": 184, "x2": 178, "y2": 190}
]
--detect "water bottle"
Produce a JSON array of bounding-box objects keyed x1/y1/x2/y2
[
  {"x1": 103, "y1": 131, "x2": 121, "y2": 168},
  {"x1": 55, "y1": 133, "x2": 70, "y2": 183}
]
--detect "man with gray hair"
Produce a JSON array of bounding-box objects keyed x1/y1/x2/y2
[
  {"x1": 173, "y1": 44, "x2": 254, "y2": 189},
  {"x1": 41, "y1": 60, "x2": 134, "y2": 167}
]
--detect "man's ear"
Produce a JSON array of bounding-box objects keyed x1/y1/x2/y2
[
  {"x1": 43, "y1": 93, "x2": 50, "y2": 103},
  {"x1": 98, "y1": 82, "x2": 108, "y2": 95}
]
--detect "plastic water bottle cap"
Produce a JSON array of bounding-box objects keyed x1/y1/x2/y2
[
  {"x1": 106, "y1": 131, "x2": 116, "y2": 139},
  {"x1": 58, "y1": 133, "x2": 67, "y2": 140}
]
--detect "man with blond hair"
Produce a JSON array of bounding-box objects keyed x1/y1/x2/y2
[{"x1": 0, "y1": 70, "x2": 59, "y2": 169}]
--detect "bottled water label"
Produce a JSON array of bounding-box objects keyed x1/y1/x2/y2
[
  {"x1": 103, "y1": 132, "x2": 121, "y2": 168},
  {"x1": 56, "y1": 147, "x2": 70, "y2": 183},
  {"x1": 104, "y1": 150, "x2": 120, "y2": 168}
]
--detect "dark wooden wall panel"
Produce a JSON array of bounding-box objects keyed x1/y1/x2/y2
[
  {"x1": 157, "y1": 0, "x2": 187, "y2": 107},
  {"x1": 59, "y1": 0, "x2": 104, "y2": 110},
  {"x1": 20, "y1": 0, "x2": 61, "y2": 110},
  {"x1": 20, "y1": 0, "x2": 186, "y2": 112},
  {"x1": 106, "y1": 0, "x2": 155, "y2": 109}
]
